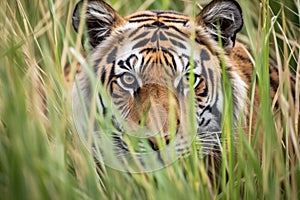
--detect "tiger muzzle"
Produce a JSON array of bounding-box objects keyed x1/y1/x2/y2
[{"x1": 128, "y1": 83, "x2": 181, "y2": 151}]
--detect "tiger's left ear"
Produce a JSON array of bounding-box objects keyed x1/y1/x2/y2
[
  {"x1": 196, "y1": 0, "x2": 243, "y2": 50},
  {"x1": 72, "y1": 0, "x2": 125, "y2": 49}
]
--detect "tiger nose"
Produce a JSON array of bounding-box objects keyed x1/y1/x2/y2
[{"x1": 147, "y1": 134, "x2": 170, "y2": 151}]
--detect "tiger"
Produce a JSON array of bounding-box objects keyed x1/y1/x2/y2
[{"x1": 70, "y1": 0, "x2": 298, "y2": 173}]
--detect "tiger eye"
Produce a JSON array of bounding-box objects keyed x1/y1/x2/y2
[
  {"x1": 183, "y1": 72, "x2": 197, "y2": 86},
  {"x1": 121, "y1": 73, "x2": 137, "y2": 86}
]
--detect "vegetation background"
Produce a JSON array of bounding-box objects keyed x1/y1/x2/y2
[{"x1": 0, "y1": 0, "x2": 299, "y2": 199}]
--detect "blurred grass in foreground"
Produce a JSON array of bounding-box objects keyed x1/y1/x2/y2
[{"x1": 0, "y1": 0, "x2": 299, "y2": 199}]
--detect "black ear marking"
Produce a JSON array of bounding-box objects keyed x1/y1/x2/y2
[
  {"x1": 72, "y1": 0, "x2": 125, "y2": 49},
  {"x1": 196, "y1": 0, "x2": 243, "y2": 50}
]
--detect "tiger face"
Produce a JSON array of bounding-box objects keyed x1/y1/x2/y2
[{"x1": 72, "y1": 0, "x2": 248, "y2": 170}]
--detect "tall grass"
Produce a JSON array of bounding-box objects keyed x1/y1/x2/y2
[{"x1": 0, "y1": 0, "x2": 299, "y2": 199}]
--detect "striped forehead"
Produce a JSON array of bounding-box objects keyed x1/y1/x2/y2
[
  {"x1": 125, "y1": 10, "x2": 191, "y2": 24},
  {"x1": 95, "y1": 12, "x2": 192, "y2": 67},
  {"x1": 93, "y1": 10, "x2": 217, "y2": 77},
  {"x1": 120, "y1": 10, "x2": 193, "y2": 53}
]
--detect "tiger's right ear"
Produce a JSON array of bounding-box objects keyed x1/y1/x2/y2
[
  {"x1": 72, "y1": 0, "x2": 125, "y2": 49},
  {"x1": 196, "y1": 0, "x2": 243, "y2": 50}
]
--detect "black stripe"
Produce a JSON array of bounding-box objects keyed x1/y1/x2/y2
[
  {"x1": 168, "y1": 25, "x2": 188, "y2": 37},
  {"x1": 198, "y1": 118, "x2": 205, "y2": 126},
  {"x1": 129, "y1": 14, "x2": 155, "y2": 19},
  {"x1": 129, "y1": 19, "x2": 154, "y2": 23},
  {"x1": 198, "y1": 104, "x2": 206, "y2": 109},
  {"x1": 150, "y1": 30, "x2": 158, "y2": 42},
  {"x1": 199, "y1": 105, "x2": 211, "y2": 118},
  {"x1": 126, "y1": 54, "x2": 138, "y2": 70},
  {"x1": 100, "y1": 68, "x2": 106, "y2": 84},
  {"x1": 166, "y1": 50, "x2": 177, "y2": 73},
  {"x1": 108, "y1": 62, "x2": 116, "y2": 82},
  {"x1": 169, "y1": 38, "x2": 186, "y2": 49},
  {"x1": 139, "y1": 56, "x2": 145, "y2": 73},
  {"x1": 132, "y1": 31, "x2": 151, "y2": 41},
  {"x1": 112, "y1": 93, "x2": 122, "y2": 99},
  {"x1": 132, "y1": 38, "x2": 151, "y2": 50},
  {"x1": 107, "y1": 47, "x2": 118, "y2": 63},
  {"x1": 203, "y1": 119, "x2": 211, "y2": 127},
  {"x1": 164, "y1": 31, "x2": 186, "y2": 42},
  {"x1": 171, "y1": 53, "x2": 177, "y2": 73},
  {"x1": 151, "y1": 21, "x2": 166, "y2": 28},
  {"x1": 128, "y1": 28, "x2": 140, "y2": 38},
  {"x1": 159, "y1": 32, "x2": 168, "y2": 41},
  {"x1": 98, "y1": 94, "x2": 107, "y2": 116},
  {"x1": 162, "y1": 19, "x2": 188, "y2": 24},
  {"x1": 118, "y1": 60, "x2": 130, "y2": 71}
]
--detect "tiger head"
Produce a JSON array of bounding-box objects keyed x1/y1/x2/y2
[{"x1": 72, "y1": 0, "x2": 248, "y2": 171}]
